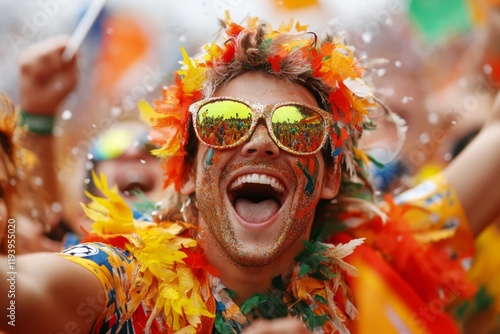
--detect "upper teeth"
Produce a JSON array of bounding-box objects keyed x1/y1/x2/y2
[{"x1": 229, "y1": 173, "x2": 285, "y2": 193}]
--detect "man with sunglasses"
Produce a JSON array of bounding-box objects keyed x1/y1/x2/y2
[{"x1": 2, "y1": 15, "x2": 500, "y2": 334}]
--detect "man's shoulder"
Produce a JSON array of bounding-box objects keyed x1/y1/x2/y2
[{"x1": 60, "y1": 242, "x2": 134, "y2": 268}]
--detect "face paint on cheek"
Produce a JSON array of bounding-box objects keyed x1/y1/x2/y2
[
  {"x1": 203, "y1": 148, "x2": 224, "y2": 170},
  {"x1": 204, "y1": 148, "x2": 215, "y2": 166},
  {"x1": 295, "y1": 156, "x2": 320, "y2": 196},
  {"x1": 199, "y1": 148, "x2": 226, "y2": 200}
]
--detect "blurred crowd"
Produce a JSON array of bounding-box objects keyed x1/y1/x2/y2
[{"x1": 1, "y1": 0, "x2": 500, "y2": 332}]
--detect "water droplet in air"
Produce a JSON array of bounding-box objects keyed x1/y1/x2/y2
[
  {"x1": 428, "y1": 113, "x2": 439, "y2": 125},
  {"x1": 61, "y1": 109, "x2": 72, "y2": 120},
  {"x1": 51, "y1": 202, "x2": 62, "y2": 213},
  {"x1": 111, "y1": 107, "x2": 122, "y2": 117},
  {"x1": 34, "y1": 177, "x2": 43, "y2": 186},
  {"x1": 361, "y1": 32, "x2": 373, "y2": 44},
  {"x1": 402, "y1": 96, "x2": 413, "y2": 104},
  {"x1": 484, "y1": 64, "x2": 493, "y2": 75},
  {"x1": 419, "y1": 132, "x2": 430, "y2": 143}
]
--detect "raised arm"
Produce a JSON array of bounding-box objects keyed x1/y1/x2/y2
[
  {"x1": 16, "y1": 36, "x2": 79, "y2": 251},
  {"x1": 18, "y1": 35, "x2": 78, "y2": 218},
  {"x1": 444, "y1": 92, "x2": 500, "y2": 236},
  {"x1": 1, "y1": 253, "x2": 102, "y2": 333}
]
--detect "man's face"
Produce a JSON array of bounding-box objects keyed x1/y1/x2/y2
[{"x1": 189, "y1": 71, "x2": 338, "y2": 268}]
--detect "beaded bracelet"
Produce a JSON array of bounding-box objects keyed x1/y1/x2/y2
[{"x1": 19, "y1": 110, "x2": 55, "y2": 135}]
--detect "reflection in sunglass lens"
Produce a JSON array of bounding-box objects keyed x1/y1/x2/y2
[
  {"x1": 272, "y1": 105, "x2": 324, "y2": 153},
  {"x1": 196, "y1": 100, "x2": 252, "y2": 146}
]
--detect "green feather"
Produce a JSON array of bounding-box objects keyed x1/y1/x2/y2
[{"x1": 130, "y1": 189, "x2": 157, "y2": 215}]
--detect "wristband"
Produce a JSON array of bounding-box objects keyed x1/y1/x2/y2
[{"x1": 19, "y1": 110, "x2": 55, "y2": 135}]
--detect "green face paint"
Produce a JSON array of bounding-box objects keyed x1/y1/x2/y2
[
  {"x1": 297, "y1": 156, "x2": 320, "y2": 196},
  {"x1": 205, "y1": 148, "x2": 215, "y2": 166}
]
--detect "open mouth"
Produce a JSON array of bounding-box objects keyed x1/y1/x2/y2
[
  {"x1": 228, "y1": 173, "x2": 286, "y2": 224},
  {"x1": 116, "y1": 169, "x2": 155, "y2": 197}
]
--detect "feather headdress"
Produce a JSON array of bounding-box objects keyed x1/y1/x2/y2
[{"x1": 139, "y1": 13, "x2": 405, "y2": 195}]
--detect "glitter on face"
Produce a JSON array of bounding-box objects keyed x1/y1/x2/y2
[
  {"x1": 196, "y1": 145, "x2": 326, "y2": 268},
  {"x1": 193, "y1": 72, "x2": 330, "y2": 270}
]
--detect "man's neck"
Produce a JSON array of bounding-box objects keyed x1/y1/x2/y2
[{"x1": 202, "y1": 239, "x2": 305, "y2": 305}]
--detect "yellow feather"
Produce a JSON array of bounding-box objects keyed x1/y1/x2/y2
[
  {"x1": 177, "y1": 47, "x2": 207, "y2": 94},
  {"x1": 81, "y1": 172, "x2": 135, "y2": 234},
  {"x1": 138, "y1": 99, "x2": 167, "y2": 126}
]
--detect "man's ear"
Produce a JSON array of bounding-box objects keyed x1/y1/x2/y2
[
  {"x1": 180, "y1": 167, "x2": 195, "y2": 195},
  {"x1": 320, "y1": 159, "x2": 340, "y2": 200}
]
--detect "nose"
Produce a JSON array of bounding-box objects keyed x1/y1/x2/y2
[{"x1": 240, "y1": 123, "x2": 280, "y2": 158}]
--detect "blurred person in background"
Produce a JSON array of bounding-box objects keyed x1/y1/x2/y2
[
  {"x1": 359, "y1": 1, "x2": 500, "y2": 331},
  {"x1": 16, "y1": 14, "x2": 165, "y2": 248},
  {"x1": 0, "y1": 92, "x2": 60, "y2": 254},
  {"x1": 423, "y1": 4, "x2": 500, "y2": 333}
]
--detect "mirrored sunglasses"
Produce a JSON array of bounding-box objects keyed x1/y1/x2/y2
[{"x1": 188, "y1": 97, "x2": 333, "y2": 155}]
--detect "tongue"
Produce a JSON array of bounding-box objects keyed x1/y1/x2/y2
[{"x1": 234, "y1": 198, "x2": 280, "y2": 224}]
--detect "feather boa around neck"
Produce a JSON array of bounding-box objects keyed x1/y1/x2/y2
[{"x1": 81, "y1": 172, "x2": 363, "y2": 333}]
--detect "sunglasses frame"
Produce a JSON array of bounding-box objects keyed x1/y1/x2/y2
[{"x1": 188, "y1": 96, "x2": 333, "y2": 156}]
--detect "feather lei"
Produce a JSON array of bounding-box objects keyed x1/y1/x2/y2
[
  {"x1": 213, "y1": 240, "x2": 362, "y2": 334},
  {"x1": 81, "y1": 173, "x2": 364, "y2": 333},
  {"x1": 82, "y1": 172, "x2": 216, "y2": 333}
]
